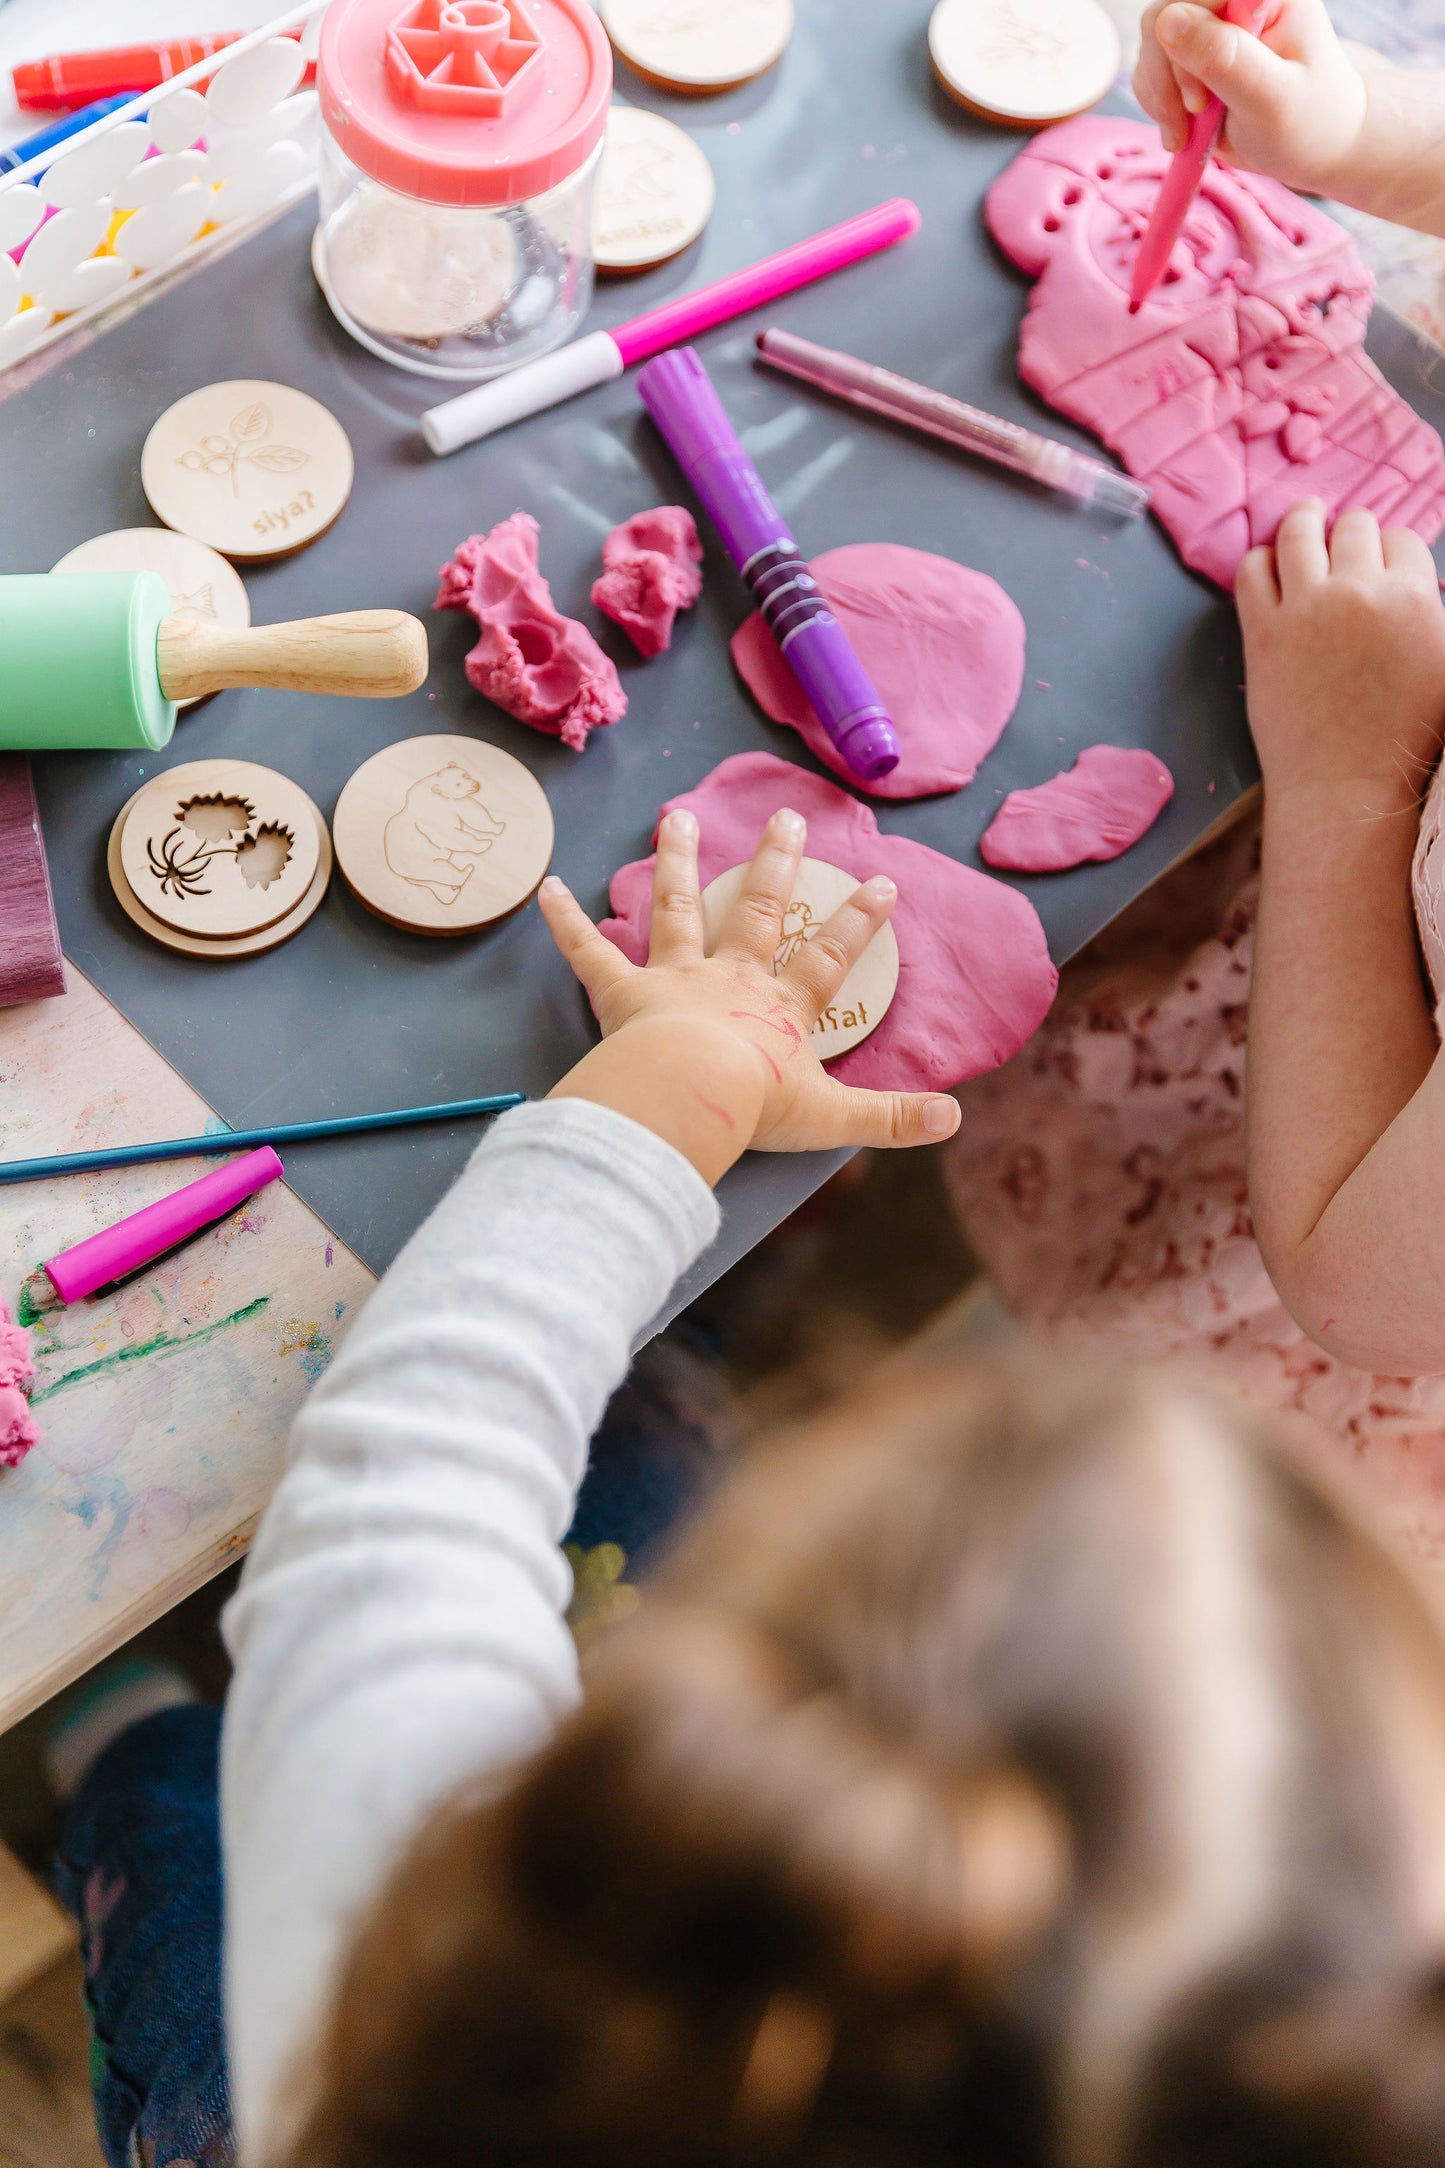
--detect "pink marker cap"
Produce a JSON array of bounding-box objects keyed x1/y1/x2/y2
[{"x1": 318, "y1": 0, "x2": 612, "y2": 209}]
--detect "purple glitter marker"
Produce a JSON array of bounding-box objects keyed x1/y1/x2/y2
[{"x1": 637, "y1": 348, "x2": 901, "y2": 783}]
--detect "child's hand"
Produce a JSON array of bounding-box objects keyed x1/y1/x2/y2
[
  {"x1": 540, "y1": 807, "x2": 961, "y2": 1184},
  {"x1": 1236, "y1": 499, "x2": 1445, "y2": 807},
  {"x1": 1134, "y1": 0, "x2": 1367, "y2": 190}
]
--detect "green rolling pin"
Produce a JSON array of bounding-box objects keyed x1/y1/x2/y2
[{"x1": 0, "y1": 572, "x2": 430, "y2": 751}]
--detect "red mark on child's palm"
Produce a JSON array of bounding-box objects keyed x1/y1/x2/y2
[{"x1": 693, "y1": 1089, "x2": 736, "y2": 1130}]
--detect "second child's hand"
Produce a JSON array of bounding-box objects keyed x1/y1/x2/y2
[{"x1": 539, "y1": 808, "x2": 962, "y2": 1187}]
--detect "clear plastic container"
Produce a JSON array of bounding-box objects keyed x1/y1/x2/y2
[{"x1": 314, "y1": 0, "x2": 612, "y2": 381}]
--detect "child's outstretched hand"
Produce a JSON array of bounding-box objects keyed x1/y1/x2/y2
[
  {"x1": 1237, "y1": 499, "x2": 1445, "y2": 808},
  {"x1": 1134, "y1": 0, "x2": 1367, "y2": 189},
  {"x1": 539, "y1": 806, "x2": 962, "y2": 1184}
]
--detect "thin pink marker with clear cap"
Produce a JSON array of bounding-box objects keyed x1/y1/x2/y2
[{"x1": 421, "y1": 198, "x2": 923, "y2": 454}]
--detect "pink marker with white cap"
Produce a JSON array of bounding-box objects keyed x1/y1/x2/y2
[{"x1": 420, "y1": 197, "x2": 924, "y2": 454}]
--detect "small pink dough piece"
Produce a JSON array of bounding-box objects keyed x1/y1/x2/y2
[
  {"x1": 437, "y1": 512, "x2": 627, "y2": 753},
  {"x1": 984, "y1": 116, "x2": 1445, "y2": 590},
  {"x1": 0, "y1": 1305, "x2": 37, "y2": 1469},
  {"x1": 731, "y1": 543, "x2": 1026, "y2": 802},
  {"x1": 592, "y1": 506, "x2": 704, "y2": 658},
  {"x1": 598, "y1": 752, "x2": 1057, "y2": 1090},
  {"x1": 980, "y1": 746, "x2": 1175, "y2": 873}
]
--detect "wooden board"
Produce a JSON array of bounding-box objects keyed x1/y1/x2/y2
[
  {"x1": 0, "y1": 966, "x2": 374, "y2": 1738},
  {"x1": 0, "y1": 1844, "x2": 74, "y2": 2011},
  {"x1": 332, "y1": 734, "x2": 554, "y2": 936},
  {"x1": 0, "y1": 1956, "x2": 105, "y2": 2168}
]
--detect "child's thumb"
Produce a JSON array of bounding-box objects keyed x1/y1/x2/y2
[{"x1": 1157, "y1": 2, "x2": 1287, "y2": 112}]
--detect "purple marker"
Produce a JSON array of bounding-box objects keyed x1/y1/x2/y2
[{"x1": 637, "y1": 348, "x2": 901, "y2": 783}]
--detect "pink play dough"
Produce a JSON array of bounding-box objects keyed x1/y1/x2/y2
[
  {"x1": 598, "y1": 752, "x2": 1057, "y2": 1090},
  {"x1": 981, "y1": 745, "x2": 1175, "y2": 872},
  {"x1": 437, "y1": 513, "x2": 627, "y2": 752},
  {"x1": 592, "y1": 506, "x2": 704, "y2": 658},
  {"x1": 985, "y1": 117, "x2": 1445, "y2": 590},
  {"x1": 0, "y1": 1304, "x2": 37, "y2": 1470},
  {"x1": 731, "y1": 543, "x2": 1026, "y2": 802}
]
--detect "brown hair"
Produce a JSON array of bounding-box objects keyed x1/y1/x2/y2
[{"x1": 282, "y1": 1364, "x2": 1445, "y2": 2168}]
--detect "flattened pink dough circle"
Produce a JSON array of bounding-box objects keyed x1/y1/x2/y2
[
  {"x1": 984, "y1": 116, "x2": 1445, "y2": 590},
  {"x1": 437, "y1": 512, "x2": 626, "y2": 753},
  {"x1": 980, "y1": 744, "x2": 1174, "y2": 872},
  {"x1": 731, "y1": 542, "x2": 1026, "y2": 801},
  {"x1": 599, "y1": 752, "x2": 1057, "y2": 1090}
]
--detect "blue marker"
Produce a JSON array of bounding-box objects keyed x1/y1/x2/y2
[{"x1": 0, "y1": 94, "x2": 134, "y2": 177}]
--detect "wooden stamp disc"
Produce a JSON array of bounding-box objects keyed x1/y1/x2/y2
[
  {"x1": 52, "y1": 528, "x2": 251, "y2": 711},
  {"x1": 118, "y1": 759, "x2": 322, "y2": 940},
  {"x1": 600, "y1": 0, "x2": 794, "y2": 94},
  {"x1": 141, "y1": 380, "x2": 355, "y2": 561},
  {"x1": 333, "y1": 735, "x2": 555, "y2": 936},
  {"x1": 594, "y1": 108, "x2": 716, "y2": 275},
  {"x1": 700, "y1": 856, "x2": 899, "y2": 1062},
  {"x1": 108, "y1": 770, "x2": 331, "y2": 959},
  {"x1": 928, "y1": 0, "x2": 1121, "y2": 125}
]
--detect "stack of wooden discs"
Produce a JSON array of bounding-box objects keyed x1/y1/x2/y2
[{"x1": 108, "y1": 758, "x2": 331, "y2": 957}]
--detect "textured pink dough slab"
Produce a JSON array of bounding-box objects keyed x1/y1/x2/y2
[
  {"x1": 981, "y1": 745, "x2": 1175, "y2": 872},
  {"x1": 0, "y1": 1304, "x2": 37, "y2": 1469},
  {"x1": 598, "y1": 752, "x2": 1058, "y2": 1090},
  {"x1": 731, "y1": 543, "x2": 1026, "y2": 802},
  {"x1": 984, "y1": 116, "x2": 1445, "y2": 591},
  {"x1": 437, "y1": 512, "x2": 627, "y2": 752},
  {"x1": 592, "y1": 506, "x2": 704, "y2": 658}
]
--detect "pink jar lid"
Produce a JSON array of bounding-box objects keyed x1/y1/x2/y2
[{"x1": 319, "y1": 0, "x2": 612, "y2": 209}]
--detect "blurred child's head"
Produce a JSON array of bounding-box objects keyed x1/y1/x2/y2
[{"x1": 285, "y1": 1364, "x2": 1445, "y2": 2167}]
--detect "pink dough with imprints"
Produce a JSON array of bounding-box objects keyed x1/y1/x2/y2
[
  {"x1": 731, "y1": 543, "x2": 1025, "y2": 801},
  {"x1": 984, "y1": 117, "x2": 1445, "y2": 590},
  {"x1": 981, "y1": 745, "x2": 1175, "y2": 872},
  {"x1": 592, "y1": 506, "x2": 704, "y2": 658},
  {"x1": 437, "y1": 513, "x2": 627, "y2": 752},
  {"x1": 599, "y1": 752, "x2": 1057, "y2": 1089}
]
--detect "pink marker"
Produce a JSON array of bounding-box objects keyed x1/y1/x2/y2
[
  {"x1": 421, "y1": 199, "x2": 923, "y2": 455},
  {"x1": 22, "y1": 1147, "x2": 283, "y2": 1312},
  {"x1": 1129, "y1": 0, "x2": 1273, "y2": 313}
]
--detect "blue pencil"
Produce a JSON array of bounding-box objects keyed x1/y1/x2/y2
[
  {"x1": 0, "y1": 95, "x2": 135, "y2": 176},
  {"x1": 0, "y1": 1095, "x2": 527, "y2": 1185}
]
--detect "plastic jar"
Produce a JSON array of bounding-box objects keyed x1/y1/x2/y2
[{"x1": 314, "y1": 0, "x2": 612, "y2": 381}]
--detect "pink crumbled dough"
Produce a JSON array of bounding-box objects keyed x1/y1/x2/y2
[
  {"x1": 437, "y1": 512, "x2": 627, "y2": 753},
  {"x1": 0, "y1": 1304, "x2": 38, "y2": 1469},
  {"x1": 984, "y1": 117, "x2": 1445, "y2": 590},
  {"x1": 731, "y1": 543, "x2": 1026, "y2": 802},
  {"x1": 980, "y1": 745, "x2": 1175, "y2": 873},
  {"x1": 592, "y1": 506, "x2": 704, "y2": 658},
  {"x1": 599, "y1": 752, "x2": 1057, "y2": 1090}
]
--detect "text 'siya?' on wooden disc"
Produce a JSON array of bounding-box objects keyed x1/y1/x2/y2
[
  {"x1": 52, "y1": 528, "x2": 251, "y2": 710},
  {"x1": 594, "y1": 107, "x2": 716, "y2": 275},
  {"x1": 141, "y1": 380, "x2": 355, "y2": 561},
  {"x1": 701, "y1": 857, "x2": 899, "y2": 1063},
  {"x1": 108, "y1": 761, "x2": 331, "y2": 959},
  {"x1": 333, "y1": 735, "x2": 555, "y2": 936},
  {"x1": 600, "y1": 0, "x2": 794, "y2": 94},
  {"x1": 928, "y1": 0, "x2": 1121, "y2": 125}
]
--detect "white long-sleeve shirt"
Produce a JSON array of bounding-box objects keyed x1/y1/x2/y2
[{"x1": 220, "y1": 1100, "x2": 720, "y2": 2164}]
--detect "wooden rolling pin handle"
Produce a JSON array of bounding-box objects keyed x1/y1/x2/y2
[{"x1": 156, "y1": 610, "x2": 429, "y2": 703}]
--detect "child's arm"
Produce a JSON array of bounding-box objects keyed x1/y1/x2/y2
[
  {"x1": 220, "y1": 810, "x2": 959, "y2": 2162},
  {"x1": 1135, "y1": 0, "x2": 1445, "y2": 239},
  {"x1": 1240, "y1": 500, "x2": 1445, "y2": 1373}
]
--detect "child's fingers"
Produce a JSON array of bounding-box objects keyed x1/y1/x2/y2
[
  {"x1": 538, "y1": 877, "x2": 635, "y2": 999},
  {"x1": 1328, "y1": 505, "x2": 1384, "y2": 578},
  {"x1": 1381, "y1": 524, "x2": 1442, "y2": 589},
  {"x1": 1273, "y1": 499, "x2": 1328, "y2": 592},
  {"x1": 715, "y1": 809, "x2": 807, "y2": 964},
  {"x1": 1236, "y1": 543, "x2": 1281, "y2": 618},
  {"x1": 780, "y1": 876, "x2": 896, "y2": 1018},
  {"x1": 1156, "y1": 1, "x2": 1291, "y2": 115},
  {"x1": 814, "y1": 1079, "x2": 962, "y2": 1151},
  {"x1": 648, "y1": 810, "x2": 703, "y2": 965},
  {"x1": 1133, "y1": 0, "x2": 1193, "y2": 149}
]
